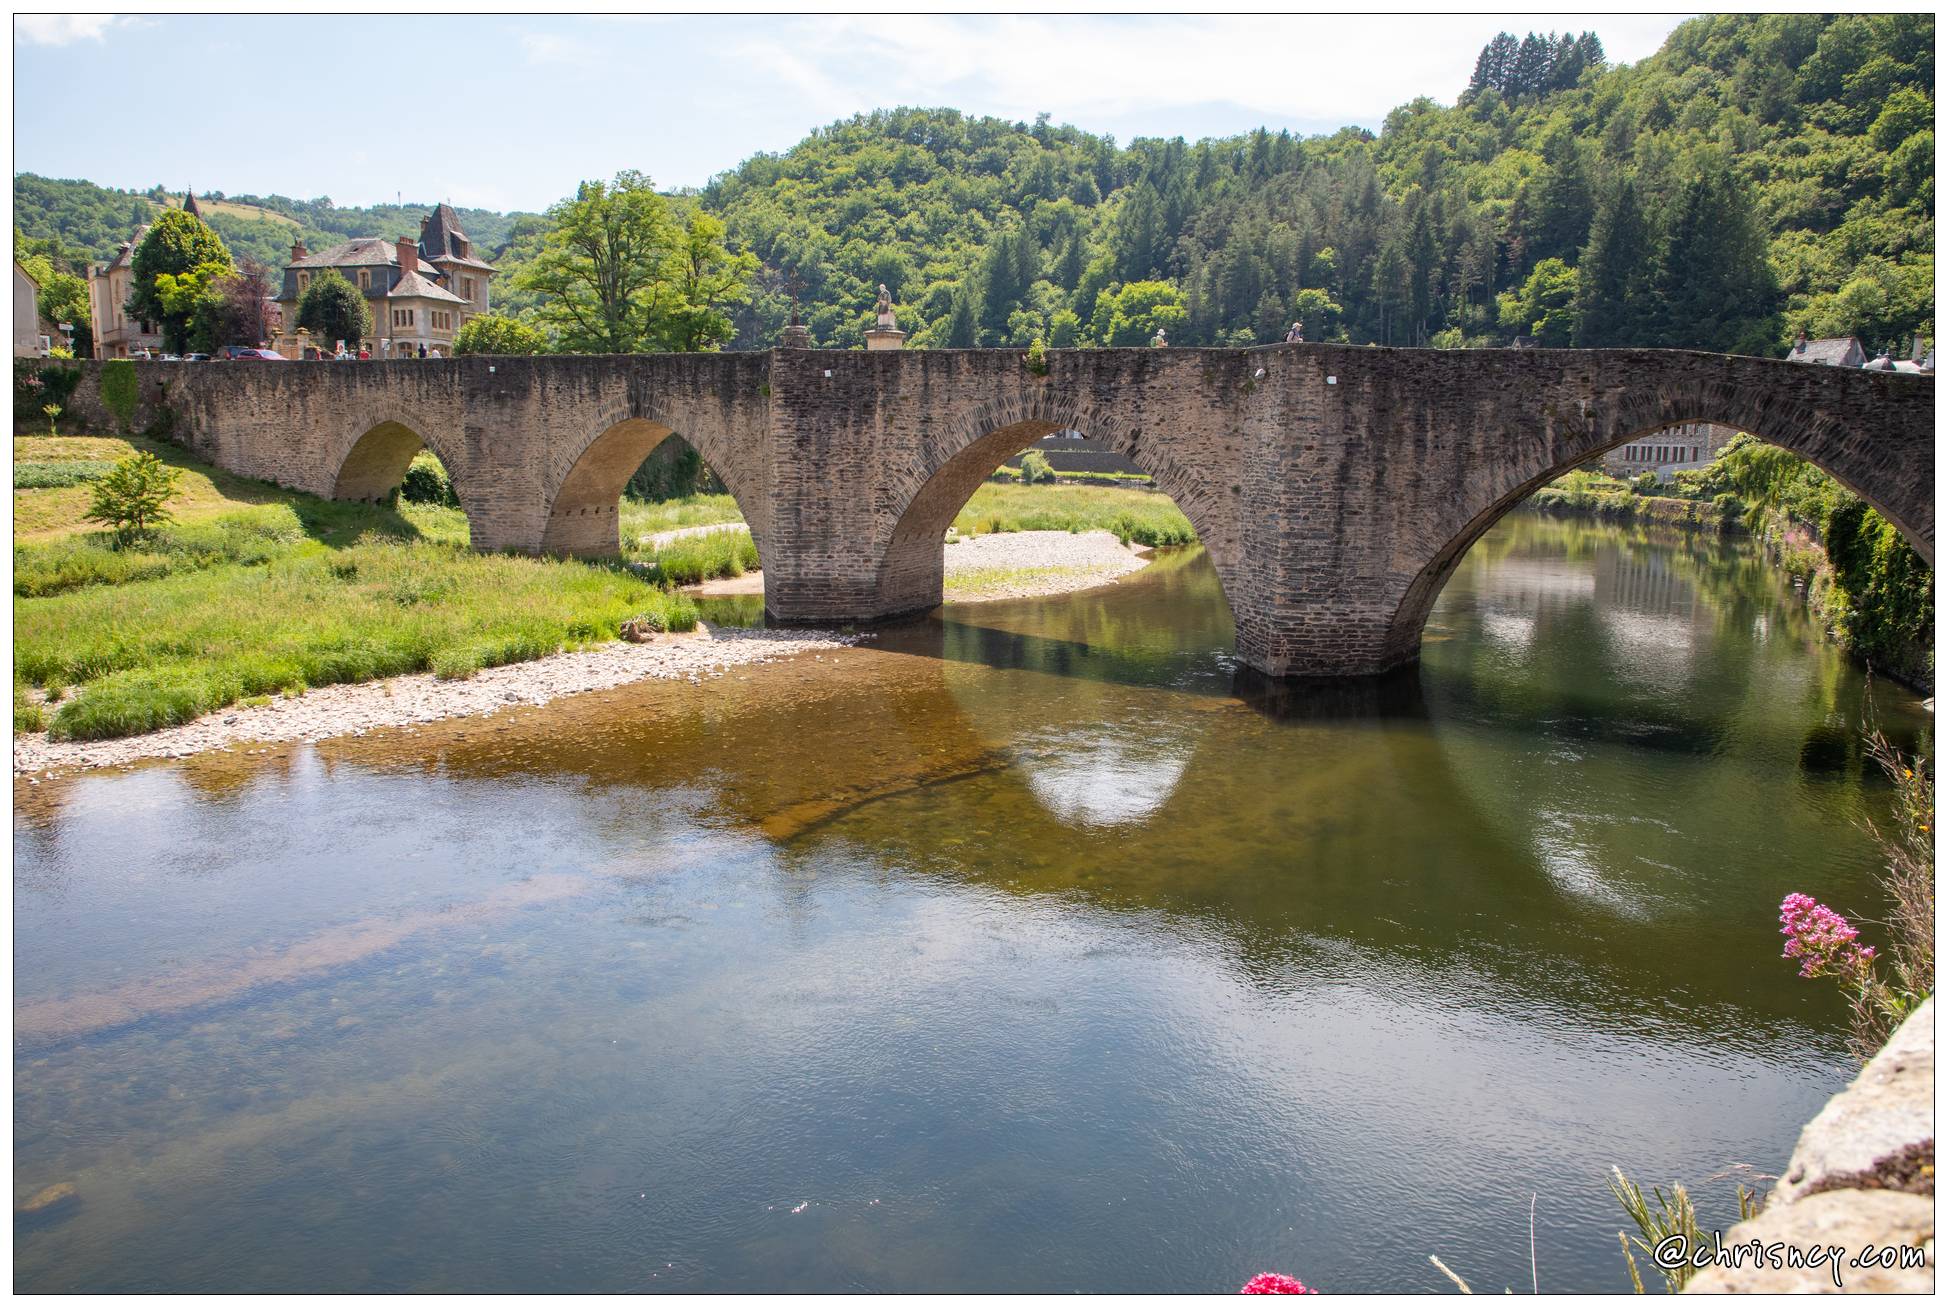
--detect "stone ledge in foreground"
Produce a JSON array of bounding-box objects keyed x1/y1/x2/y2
[{"x1": 1686, "y1": 997, "x2": 1933, "y2": 1293}]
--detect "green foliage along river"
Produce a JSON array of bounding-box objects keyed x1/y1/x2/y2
[{"x1": 12, "y1": 516, "x2": 1928, "y2": 1292}]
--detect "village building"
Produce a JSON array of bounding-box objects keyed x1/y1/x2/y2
[
  {"x1": 273, "y1": 203, "x2": 493, "y2": 357},
  {"x1": 86, "y1": 227, "x2": 165, "y2": 360},
  {"x1": 1601, "y1": 421, "x2": 1739, "y2": 479},
  {"x1": 1785, "y1": 331, "x2": 1866, "y2": 368},
  {"x1": 14, "y1": 261, "x2": 47, "y2": 357}
]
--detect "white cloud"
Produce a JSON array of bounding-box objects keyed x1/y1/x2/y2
[
  {"x1": 520, "y1": 30, "x2": 600, "y2": 68},
  {"x1": 732, "y1": 14, "x2": 1687, "y2": 131},
  {"x1": 15, "y1": 13, "x2": 126, "y2": 46}
]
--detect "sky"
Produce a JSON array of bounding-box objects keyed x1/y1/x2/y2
[{"x1": 14, "y1": 13, "x2": 1690, "y2": 214}]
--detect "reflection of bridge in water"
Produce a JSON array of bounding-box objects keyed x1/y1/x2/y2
[{"x1": 61, "y1": 345, "x2": 1931, "y2": 678}]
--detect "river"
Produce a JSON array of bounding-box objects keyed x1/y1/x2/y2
[{"x1": 12, "y1": 515, "x2": 1930, "y2": 1292}]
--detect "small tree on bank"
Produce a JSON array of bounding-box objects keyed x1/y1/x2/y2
[
  {"x1": 297, "y1": 268, "x2": 372, "y2": 349},
  {"x1": 85, "y1": 451, "x2": 180, "y2": 546}
]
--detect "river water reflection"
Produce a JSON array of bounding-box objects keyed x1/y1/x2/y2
[{"x1": 13, "y1": 516, "x2": 1929, "y2": 1292}]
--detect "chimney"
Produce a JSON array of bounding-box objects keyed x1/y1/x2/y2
[
  {"x1": 290, "y1": 239, "x2": 307, "y2": 262},
  {"x1": 396, "y1": 237, "x2": 418, "y2": 278}
]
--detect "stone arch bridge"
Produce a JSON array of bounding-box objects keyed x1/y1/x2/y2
[{"x1": 63, "y1": 347, "x2": 1932, "y2": 678}]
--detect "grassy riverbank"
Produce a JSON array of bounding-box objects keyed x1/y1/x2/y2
[
  {"x1": 953, "y1": 482, "x2": 1196, "y2": 546},
  {"x1": 14, "y1": 435, "x2": 697, "y2": 742}
]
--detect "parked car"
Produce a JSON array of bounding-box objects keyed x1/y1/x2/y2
[
  {"x1": 218, "y1": 346, "x2": 286, "y2": 361},
  {"x1": 184, "y1": 353, "x2": 210, "y2": 362},
  {"x1": 159, "y1": 353, "x2": 183, "y2": 362}
]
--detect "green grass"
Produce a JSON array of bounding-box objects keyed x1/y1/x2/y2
[
  {"x1": 954, "y1": 482, "x2": 1197, "y2": 548},
  {"x1": 15, "y1": 459, "x2": 118, "y2": 489},
  {"x1": 620, "y1": 493, "x2": 747, "y2": 540},
  {"x1": 629, "y1": 527, "x2": 760, "y2": 585},
  {"x1": 14, "y1": 436, "x2": 702, "y2": 741}
]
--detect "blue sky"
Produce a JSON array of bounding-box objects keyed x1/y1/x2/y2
[{"x1": 15, "y1": 14, "x2": 1688, "y2": 213}]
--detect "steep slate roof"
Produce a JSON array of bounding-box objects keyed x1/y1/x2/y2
[
  {"x1": 289, "y1": 237, "x2": 401, "y2": 269},
  {"x1": 386, "y1": 270, "x2": 467, "y2": 303},
  {"x1": 420, "y1": 202, "x2": 497, "y2": 270},
  {"x1": 419, "y1": 203, "x2": 467, "y2": 257},
  {"x1": 1787, "y1": 336, "x2": 1864, "y2": 366},
  {"x1": 184, "y1": 190, "x2": 201, "y2": 219},
  {"x1": 100, "y1": 229, "x2": 147, "y2": 273}
]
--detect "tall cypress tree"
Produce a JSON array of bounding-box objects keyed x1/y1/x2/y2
[
  {"x1": 1650, "y1": 161, "x2": 1780, "y2": 352},
  {"x1": 1525, "y1": 128, "x2": 1595, "y2": 266},
  {"x1": 1574, "y1": 175, "x2": 1654, "y2": 346}
]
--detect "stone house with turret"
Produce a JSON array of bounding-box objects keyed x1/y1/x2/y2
[{"x1": 273, "y1": 203, "x2": 494, "y2": 357}]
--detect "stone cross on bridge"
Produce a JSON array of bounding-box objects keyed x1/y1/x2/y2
[{"x1": 63, "y1": 347, "x2": 1933, "y2": 679}]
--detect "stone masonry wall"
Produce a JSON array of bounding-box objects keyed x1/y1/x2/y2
[{"x1": 31, "y1": 348, "x2": 1932, "y2": 678}]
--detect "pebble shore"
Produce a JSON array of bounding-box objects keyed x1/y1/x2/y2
[{"x1": 12, "y1": 626, "x2": 862, "y2": 778}]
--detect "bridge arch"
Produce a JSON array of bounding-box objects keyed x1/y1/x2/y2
[
  {"x1": 871, "y1": 390, "x2": 1240, "y2": 617},
  {"x1": 539, "y1": 404, "x2": 769, "y2": 566},
  {"x1": 328, "y1": 406, "x2": 470, "y2": 511},
  {"x1": 1380, "y1": 371, "x2": 1935, "y2": 668}
]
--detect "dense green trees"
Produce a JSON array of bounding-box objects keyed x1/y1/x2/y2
[
  {"x1": 453, "y1": 313, "x2": 547, "y2": 355},
  {"x1": 296, "y1": 268, "x2": 371, "y2": 348},
  {"x1": 14, "y1": 14, "x2": 1932, "y2": 359},
  {"x1": 517, "y1": 171, "x2": 753, "y2": 354},
  {"x1": 128, "y1": 209, "x2": 231, "y2": 352}
]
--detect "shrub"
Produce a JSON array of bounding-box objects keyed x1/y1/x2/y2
[
  {"x1": 14, "y1": 359, "x2": 79, "y2": 414},
  {"x1": 100, "y1": 359, "x2": 139, "y2": 433},
  {"x1": 1018, "y1": 450, "x2": 1056, "y2": 484},
  {"x1": 14, "y1": 683, "x2": 44, "y2": 734},
  {"x1": 453, "y1": 314, "x2": 547, "y2": 356},
  {"x1": 1025, "y1": 336, "x2": 1049, "y2": 376},
  {"x1": 1630, "y1": 471, "x2": 1657, "y2": 495},
  {"x1": 400, "y1": 452, "x2": 460, "y2": 507},
  {"x1": 83, "y1": 452, "x2": 182, "y2": 546}
]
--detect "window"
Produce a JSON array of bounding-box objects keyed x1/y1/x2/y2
[
  {"x1": 358, "y1": 269, "x2": 370, "y2": 290},
  {"x1": 297, "y1": 272, "x2": 310, "y2": 295},
  {"x1": 461, "y1": 277, "x2": 474, "y2": 301}
]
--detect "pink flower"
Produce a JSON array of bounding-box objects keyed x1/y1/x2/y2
[
  {"x1": 1779, "y1": 893, "x2": 1875, "y2": 982},
  {"x1": 1242, "y1": 1273, "x2": 1318, "y2": 1294}
]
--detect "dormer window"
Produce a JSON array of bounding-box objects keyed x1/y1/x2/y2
[
  {"x1": 297, "y1": 272, "x2": 310, "y2": 295},
  {"x1": 358, "y1": 269, "x2": 370, "y2": 290}
]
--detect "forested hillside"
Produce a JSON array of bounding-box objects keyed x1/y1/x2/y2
[
  {"x1": 698, "y1": 13, "x2": 1931, "y2": 352},
  {"x1": 12, "y1": 174, "x2": 538, "y2": 280},
  {"x1": 15, "y1": 13, "x2": 1932, "y2": 356}
]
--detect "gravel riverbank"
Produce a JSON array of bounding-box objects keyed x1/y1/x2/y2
[
  {"x1": 12, "y1": 626, "x2": 863, "y2": 778},
  {"x1": 686, "y1": 528, "x2": 1153, "y2": 601}
]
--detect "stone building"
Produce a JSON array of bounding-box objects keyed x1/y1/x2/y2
[
  {"x1": 274, "y1": 203, "x2": 494, "y2": 357},
  {"x1": 1786, "y1": 331, "x2": 1867, "y2": 368},
  {"x1": 14, "y1": 261, "x2": 46, "y2": 357},
  {"x1": 1601, "y1": 421, "x2": 1738, "y2": 479},
  {"x1": 86, "y1": 226, "x2": 165, "y2": 359}
]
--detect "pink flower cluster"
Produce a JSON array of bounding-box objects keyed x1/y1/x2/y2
[
  {"x1": 1779, "y1": 892, "x2": 1876, "y2": 981},
  {"x1": 1241, "y1": 1273, "x2": 1318, "y2": 1294}
]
